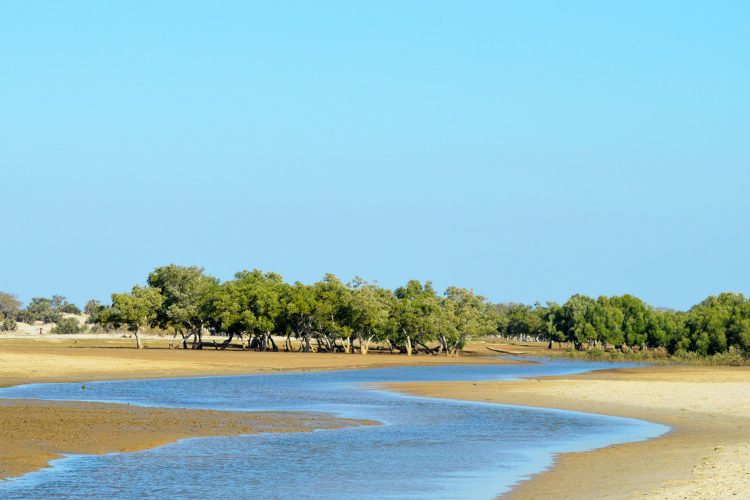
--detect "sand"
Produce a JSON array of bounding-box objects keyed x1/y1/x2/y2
[
  {"x1": 386, "y1": 365, "x2": 750, "y2": 499},
  {"x1": 8, "y1": 338, "x2": 748, "y2": 498},
  {"x1": 0, "y1": 338, "x2": 513, "y2": 481},
  {"x1": 0, "y1": 339, "x2": 513, "y2": 388},
  {"x1": 0, "y1": 399, "x2": 373, "y2": 480}
]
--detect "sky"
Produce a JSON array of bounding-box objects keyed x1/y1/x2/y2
[{"x1": 1, "y1": 1, "x2": 748, "y2": 310}]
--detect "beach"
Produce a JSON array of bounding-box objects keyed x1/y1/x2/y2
[
  {"x1": 0, "y1": 338, "x2": 512, "y2": 480},
  {"x1": 387, "y1": 364, "x2": 750, "y2": 498},
  {"x1": 3, "y1": 339, "x2": 750, "y2": 498}
]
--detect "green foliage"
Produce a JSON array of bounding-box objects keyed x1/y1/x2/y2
[
  {"x1": 392, "y1": 280, "x2": 441, "y2": 354},
  {"x1": 59, "y1": 303, "x2": 81, "y2": 314},
  {"x1": 208, "y1": 270, "x2": 285, "y2": 350},
  {"x1": 18, "y1": 297, "x2": 60, "y2": 323},
  {"x1": 51, "y1": 316, "x2": 86, "y2": 334},
  {"x1": 437, "y1": 287, "x2": 496, "y2": 355},
  {"x1": 497, "y1": 292, "x2": 750, "y2": 361},
  {"x1": 106, "y1": 286, "x2": 164, "y2": 348},
  {"x1": 146, "y1": 265, "x2": 219, "y2": 348},
  {"x1": 110, "y1": 286, "x2": 164, "y2": 328},
  {"x1": 279, "y1": 281, "x2": 319, "y2": 352},
  {"x1": 504, "y1": 303, "x2": 544, "y2": 340},
  {"x1": 17, "y1": 295, "x2": 79, "y2": 324},
  {"x1": 56, "y1": 264, "x2": 750, "y2": 361},
  {"x1": 84, "y1": 299, "x2": 105, "y2": 323},
  {"x1": 1, "y1": 316, "x2": 16, "y2": 332},
  {"x1": 346, "y1": 278, "x2": 395, "y2": 353},
  {"x1": 0, "y1": 292, "x2": 21, "y2": 331}
]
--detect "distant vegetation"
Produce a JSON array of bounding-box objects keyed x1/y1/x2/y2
[
  {"x1": 496, "y1": 293, "x2": 750, "y2": 357},
  {"x1": 17, "y1": 295, "x2": 81, "y2": 324},
  {"x1": 2, "y1": 267, "x2": 750, "y2": 360},
  {"x1": 0, "y1": 293, "x2": 84, "y2": 334}
]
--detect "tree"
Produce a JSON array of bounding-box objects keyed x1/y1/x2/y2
[
  {"x1": 147, "y1": 265, "x2": 219, "y2": 349},
  {"x1": 84, "y1": 299, "x2": 105, "y2": 323},
  {"x1": 279, "y1": 282, "x2": 318, "y2": 352},
  {"x1": 591, "y1": 297, "x2": 624, "y2": 349},
  {"x1": 503, "y1": 303, "x2": 544, "y2": 341},
  {"x1": 0, "y1": 292, "x2": 22, "y2": 331},
  {"x1": 392, "y1": 280, "x2": 440, "y2": 355},
  {"x1": 437, "y1": 287, "x2": 496, "y2": 356},
  {"x1": 59, "y1": 303, "x2": 81, "y2": 314},
  {"x1": 347, "y1": 278, "x2": 394, "y2": 354},
  {"x1": 538, "y1": 302, "x2": 565, "y2": 348},
  {"x1": 210, "y1": 270, "x2": 285, "y2": 351},
  {"x1": 109, "y1": 286, "x2": 163, "y2": 349},
  {"x1": 683, "y1": 293, "x2": 750, "y2": 355},
  {"x1": 310, "y1": 274, "x2": 351, "y2": 353},
  {"x1": 560, "y1": 294, "x2": 598, "y2": 350},
  {"x1": 17, "y1": 295, "x2": 79, "y2": 324},
  {"x1": 610, "y1": 295, "x2": 651, "y2": 348},
  {"x1": 18, "y1": 297, "x2": 60, "y2": 324},
  {"x1": 643, "y1": 309, "x2": 682, "y2": 351}
]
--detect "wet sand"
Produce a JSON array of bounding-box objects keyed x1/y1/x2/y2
[
  {"x1": 386, "y1": 365, "x2": 750, "y2": 499},
  {"x1": 0, "y1": 339, "x2": 513, "y2": 481},
  {"x1": 0, "y1": 398, "x2": 374, "y2": 480}
]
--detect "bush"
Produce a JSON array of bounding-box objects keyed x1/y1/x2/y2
[
  {"x1": 59, "y1": 303, "x2": 81, "y2": 314},
  {"x1": 0, "y1": 315, "x2": 16, "y2": 332},
  {"x1": 51, "y1": 317, "x2": 86, "y2": 335}
]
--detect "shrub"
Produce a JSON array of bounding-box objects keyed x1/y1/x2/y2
[
  {"x1": 0, "y1": 315, "x2": 16, "y2": 332},
  {"x1": 51, "y1": 317, "x2": 86, "y2": 334}
]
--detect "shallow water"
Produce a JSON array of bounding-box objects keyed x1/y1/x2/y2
[{"x1": 0, "y1": 358, "x2": 667, "y2": 499}]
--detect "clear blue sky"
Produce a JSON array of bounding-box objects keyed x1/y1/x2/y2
[{"x1": 1, "y1": 1, "x2": 748, "y2": 310}]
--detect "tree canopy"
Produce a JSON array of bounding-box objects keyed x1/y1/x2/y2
[{"x1": 8, "y1": 264, "x2": 747, "y2": 359}]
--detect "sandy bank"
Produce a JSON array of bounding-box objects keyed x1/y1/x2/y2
[
  {"x1": 0, "y1": 339, "x2": 515, "y2": 481},
  {"x1": 386, "y1": 365, "x2": 750, "y2": 499},
  {"x1": 0, "y1": 398, "x2": 374, "y2": 480},
  {"x1": 0, "y1": 340, "x2": 515, "y2": 389}
]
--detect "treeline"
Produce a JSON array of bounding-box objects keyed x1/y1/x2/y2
[
  {"x1": 497, "y1": 293, "x2": 750, "y2": 356},
  {"x1": 89, "y1": 265, "x2": 497, "y2": 354},
  {"x1": 3, "y1": 267, "x2": 749, "y2": 358},
  {"x1": 0, "y1": 292, "x2": 86, "y2": 333}
]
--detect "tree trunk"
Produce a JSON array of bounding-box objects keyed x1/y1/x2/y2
[
  {"x1": 438, "y1": 336, "x2": 448, "y2": 355},
  {"x1": 134, "y1": 327, "x2": 143, "y2": 349},
  {"x1": 405, "y1": 335, "x2": 413, "y2": 356},
  {"x1": 360, "y1": 336, "x2": 373, "y2": 355},
  {"x1": 260, "y1": 332, "x2": 269, "y2": 351},
  {"x1": 220, "y1": 332, "x2": 234, "y2": 349},
  {"x1": 191, "y1": 326, "x2": 204, "y2": 349},
  {"x1": 268, "y1": 333, "x2": 279, "y2": 352},
  {"x1": 169, "y1": 330, "x2": 182, "y2": 349},
  {"x1": 416, "y1": 340, "x2": 436, "y2": 355},
  {"x1": 301, "y1": 332, "x2": 312, "y2": 353}
]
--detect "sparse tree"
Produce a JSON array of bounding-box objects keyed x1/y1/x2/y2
[{"x1": 109, "y1": 286, "x2": 164, "y2": 349}]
